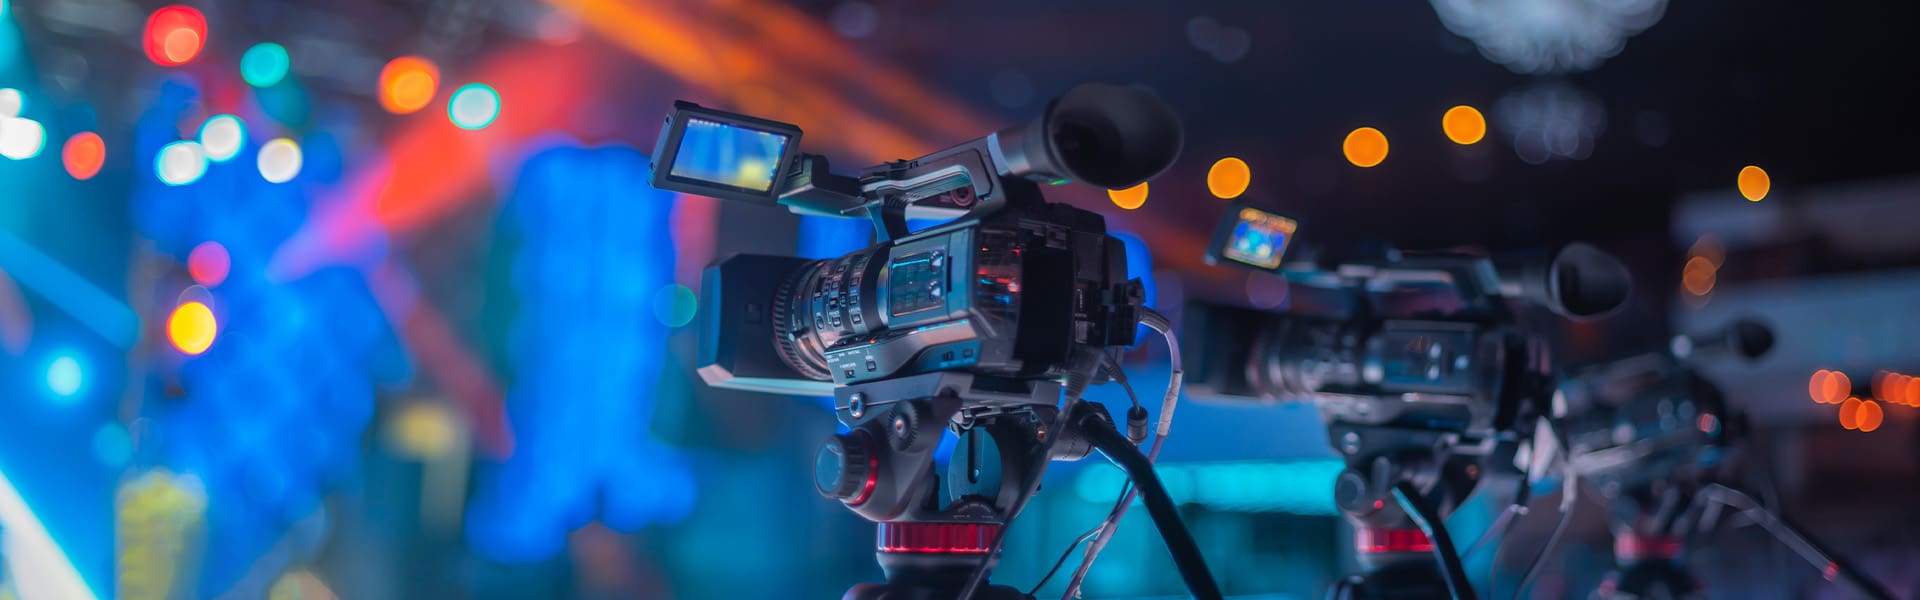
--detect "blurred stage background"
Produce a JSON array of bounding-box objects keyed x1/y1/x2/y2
[{"x1": 0, "y1": 0, "x2": 1917, "y2": 598}]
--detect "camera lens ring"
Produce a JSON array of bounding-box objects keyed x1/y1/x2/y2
[{"x1": 772, "y1": 260, "x2": 833, "y2": 381}]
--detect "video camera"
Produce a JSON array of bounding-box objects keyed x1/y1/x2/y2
[
  {"x1": 670, "y1": 84, "x2": 1176, "y2": 397},
  {"x1": 654, "y1": 83, "x2": 1224, "y2": 599},
  {"x1": 1181, "y1": 205, "x2": 1634, "y2": 600},
  {"x1": 1544, "y1": 320, "x2": 1893, "y2": 600}
]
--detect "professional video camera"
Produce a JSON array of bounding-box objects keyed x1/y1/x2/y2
[
  {"x1": 653, "y1": 83, "x2": 1223, "y2": 600},
  {"x1": 1551, "y1": 320, "x2": 1895, "y2": 600},
  {"x1": 1181, "y1": 204, "x2": 1634, "y2": 600}
]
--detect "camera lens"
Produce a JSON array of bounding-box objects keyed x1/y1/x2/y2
[{"x1": 772, "y1": 249, "x2": 883, "y2": 382}]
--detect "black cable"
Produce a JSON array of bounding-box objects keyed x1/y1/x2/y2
[
  {"x1": 1077, "y1": 407, "x2": 1224, "y2": 600},
  {"x1": 1029, "y1": 482, "x2": 1129, "y2": 596},
  {"x1": 1392, "y1": 481, "x2": 1480, "y2": 600},
  {"x1": 1700, "y1": 484, "x2": 1895, "y2": 600},
  {"x1": 1029, "y1": 527, "x2": 1102, "y2": 596}
]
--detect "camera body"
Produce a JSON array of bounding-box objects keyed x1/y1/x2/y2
[{"x1": 698, "y1": 198, "x2": 1141, "y2": 397}]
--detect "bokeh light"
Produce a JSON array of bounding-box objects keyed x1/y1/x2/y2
[
  {"x1": 1738, "y1": 165, "x2": 1770, "y2": 201},
  {"x1": 46, "y1": 354, "x2": 83, "y2": 398},
  {"x1": 143, "y1": 6, "x2": 207, "y2": 67},
  {"x1": 240, "y1": 42, "x2": 291, "y2": 88},
  {"x1": 188, "y1": 241, "x2": 231, "y2": 287},
  {"x1": 1682, "y1": 255, "x2": 1717, "y2": 296},
  {"x1": 1905, "y1": 376, "x2": 1920, "y2": 407},
  {"x1": 258, "y1": 138, "x2": 303, "y2": 183},
  {"x1": 1822, "y1": 371, "x2": 1852, "y2": 404},
  {"x1": 0, "y1": 116, "x2": 46, "y2": 159},
  {"x1": 1857, "y1": 400, "x2": 1883, "y2": 432},
  {"x1": 167, "y1": 301, "x2": 217, "y2": 355},
  {"x1": 198, "y1": 115, "x2": 246, "y2": 162},
  {"x1": 1838, "y1": 396, "x2": 1861, "y2": 429},
  {"x1": 1442, "y1": 105, "x2": 1487, "y2": 145},
  {"x1": 1809, "y1": 370, "x2": 1833, "y2": 403},
  {"x1": 1108, "y1": 182, "x2": 1149, "y2": 210},
  {"x1": 387, "y1": 403, "x2": 460, "y2": 460},
  {"x1": 449, "y1": 83, "x2": 502, "y2": 130},
  {"x1": 0, "y1": 88, "x2": 21, "y2": 118},
  {"x1": 62, "y1": 132, "x2": 105, "y2": 180},
  {"x1": 155, "y1": 140, "x2": 208, "y2": 186},
  {"x1": 378, "y1": 56, "x2": 440, "y2": 114},
  {"x1": 1343, "y1": 127, "x2": 1389, "y2": 168},
  {"x1": 653, "y1": 284, "x2": 698, "y2": 328},
  {"x1": 1207, "y1": 157, "x2": 1250, "y2": 199}
]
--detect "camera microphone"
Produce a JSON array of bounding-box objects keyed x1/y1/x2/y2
[
  {"x1": 1670, "y1": 318, "x2": 1774, "y2": 362},
  {"x1": 1495, "y1": 242, "x2": 1633, "y2": 321}
]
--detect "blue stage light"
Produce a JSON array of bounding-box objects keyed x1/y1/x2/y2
[
  {"x1": 46, "y1": 353, "x2": 83, "y2": 398},
  {"x1": 466, "y1": 145, "x2": 693, "y2": 563}
]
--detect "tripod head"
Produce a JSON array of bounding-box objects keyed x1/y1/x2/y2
[{"x1": 815, "y1": 372, "x2": 1075, "y2": 597}]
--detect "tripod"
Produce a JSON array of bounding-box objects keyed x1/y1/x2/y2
[
  {"x1": 1322, "y1": 423, "x2": 1485, "y2": 600},
  {"x1": 816, "y1": 372, "x2": 1220, "y2": 600}
]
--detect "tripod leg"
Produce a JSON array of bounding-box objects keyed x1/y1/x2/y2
[
  {"x1": 1391, "y1": 481, "x2": 1479, "y2": 600},
  {"x1": 1700, "y1": 484, "x2": 1895, "y2": 600}
]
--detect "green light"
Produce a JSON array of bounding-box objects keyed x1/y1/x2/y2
[
  {"x1": 653, "y1": 284, "x2": 698, "y2": 328},
  {"x1": 240, "y1": 42, "x2": 290, "y2": 88},
  {"x1": 1048, "y1": 179, "x2": 1070, "y2": 185},
  {"x1": 1074, "y1": 459, "x2": 1342, "y2": 516},
  {"x1": 448, "y1": 83, "x2": 500, "y2": 130}
]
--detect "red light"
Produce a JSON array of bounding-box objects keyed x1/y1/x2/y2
[
  {"x1": 188, "y1": 241, "x2": 230, "y2": 286},
  {"x1": 62, "y1": 133, "x2": 105, "y2": 180},
  {"x1": 1614, "y1": 533, "x2": 1682, "y2": 561},
  {"x1": 876, "y1": 522, "x2": 1001, "y2": 554},
  {"x1": 144, "y1": 6, "x2": 208, "y2": 67},
  {"x1": 849, "y1": 444, "x2": 877, "y2": 506},
  {"x1": 1356, "y1": 528, "x2": 1434, "y2": 554}
]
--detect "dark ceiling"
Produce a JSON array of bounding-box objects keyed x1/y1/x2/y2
[{"x1": 791, "y1": 0, "x2": 1920, "y2": 257}]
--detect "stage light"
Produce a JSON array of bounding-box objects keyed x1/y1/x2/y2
[
  {"x1": 0, "y1": 88, "x2": 20, "y2": 117},
  {"x1": 258, "y1": 138, "x2": 302, "y2": 183},
  {"x1": 198, "y1": 115, "x2": 245, "y2": 162},
  {"x1": 379, "y1": 56, "x2": 439, "y2": 114},
  {"x1": 241, "y1": 42, "x2": 290, "y2": 88},
  {"x1": 63, "y1": 132, "x2": 105, "y2": 180},
  {"x1": 1207, "y1": 157, "x2": 1250, "y2": 199},
  {"x1": 1107, "y1": 182, "x2": 1148, "y2": 210},
  {"x1": 155, "y1": 140, "x2": 208, "y2": 185},
  {"x1": 1857, "y1": 400, "x2": 1883, "y2": 432},
  {"x1": 1738, "y1": 165, "x2": 1770, "y2": 202},
  {"x1": 1343, "y1": 127, "x2": 1389, "y2": 168},
  {"x1": 0, "y1": 116, "x2": 44, "y2": 159},
  {"x1": 653, "y1": 283, "x2": 698, "y2": 327},
  {"x1": 449, "y1": 83, "x2": 501, "y2": 130},
  {"x1": 46, "y1": 353, "x2": 82, "y2": 398},
  {"x1": 143, "y1": 5, "x2": 207, "y2": 67},
  {"x1": 1839, "y1": 397, "x2": 1862, "y2": 430},
  {"x1": 1430, "y1": 0, "x2": 1666, "y2": 74},
  {"x1": 167, "y1": 300, "x2": 216, "y2": 355},
  {"x1": 188, "y1": 241, "x2": 230, "y2": 286},
  {"x1": 1442, "y1": 105, "x2": 1486, "y2": 145}
]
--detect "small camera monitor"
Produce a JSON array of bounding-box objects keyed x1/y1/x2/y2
[
  {"x1": 1208, "y1": 204, "x2": 1298, "y2": 272},
  {"x1": 650, "y1": 101, "x2": 803, "y2": 205}
]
